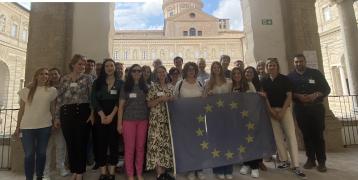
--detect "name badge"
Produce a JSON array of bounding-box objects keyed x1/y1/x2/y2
[
  {"x1": 110, "y1": 90, "x2": 117, "y2": 95},
  {"x1": 70, "y1": 83, "x2": 78, "y2": 87},
  {"x1": 309, "y1": 79, "x2": 315, "y2": 84},
  {"x1": 129, "y1": 93, "x2": 137, "y2": 98},
  {"x1": 157, "y1": 92, "x2": 165, "y2": 96}
]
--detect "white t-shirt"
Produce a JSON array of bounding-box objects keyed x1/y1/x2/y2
[
  {"x1": 206, "y1": 79, "x2": 233, "y2": 95},
  {"x1": 247, "y1": 82, "x2": 257, "y2": 93},
  {"x1": 18, "y1": 86, "x2": 58, "y2": 129},
  {"x1": 174, "y1": 79, "x2": 203, "y2": 98}
]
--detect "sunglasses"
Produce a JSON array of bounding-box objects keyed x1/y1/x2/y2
[{"x1": 132, "y1": 69, "x2": 142, "y2": 73}]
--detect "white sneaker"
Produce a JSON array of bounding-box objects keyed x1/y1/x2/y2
[
  {"x1": 225, "y1": 174, "x2": 233, "y2": 179},
  {"x1": 42, "y1": 176, "x2": 51, "y2": 180},
  {"x1": 251, "y1": 169, "x2": 260, "y2": 178},
  {"x1": 187, "y1": 172, "x2": 196, "y2": 180},
  {"x1": 117, "y1": 159, "x2": 124, "y2": 167},
  {"x1": 240, "y1": 165, "x2": 250, "y2": 175},
  {"x1": 197, "y1": 171, "x2": 206, "y2": 180},
  {"x1": 216, "y1": 174, "x2": 225, "y2": 180},
  {"x1": 59, "y1": 168, "x2": 70, "y2": 177}
]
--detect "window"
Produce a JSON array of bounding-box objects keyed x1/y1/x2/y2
[
  {"x1": 198, "y1": 31, "x2": 202, "y2": 36},
  {"x1": 183, "y1": 31, "x2": 188, "y2": 36},
  {"x1": 114, "y1": 51, "x2": 119, "y2": 60},
  {"x1": 323, "y1": 6, "x2": 332, "y2": 22},
  {"x1": 169, "y1": 11, "x2": 174, "y2": 17},
  {"x1": 11, "y1": 23, "x2": 18, "y2": 38},
  {"x1": 124, "y1": 51, "x2": 128, "y2": 60},
  {"x1": 189, "y1": 28, "x2": 196, "y2": 36},
  {"x1": 22, "y1": 28, "x2": 28, "y2": 41},
  {"x1": 189, "y1": 12, "x2": 196, "y2": 18},
  {"x1": 0, "y1": 15, "x2": 5, "y2": 32},
  {"x1": 142, "y1": 51, "x2": 147, "y2": 60}
]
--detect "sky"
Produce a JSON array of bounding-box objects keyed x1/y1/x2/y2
[
  {"x1": 115, "y1": 0, "x2": 243, "y2": 30},
  {"x1": 17, "y1": 0, "x2": 243, "y2": 31}
]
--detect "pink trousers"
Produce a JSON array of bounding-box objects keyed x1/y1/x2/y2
[{"x1": 122, "y1": 120, "x2": 148, "y2": 176}]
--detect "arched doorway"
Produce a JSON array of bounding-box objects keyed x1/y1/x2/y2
[{"x1": 0, "y1": 60, "x2": 10, "y2": 109}]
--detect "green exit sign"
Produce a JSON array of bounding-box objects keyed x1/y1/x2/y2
[{"x1": 262, "y1": 19, "x2": 273, "y2": 25}]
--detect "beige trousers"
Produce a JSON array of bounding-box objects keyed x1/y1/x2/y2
[{"x1": 270, "y1": 107, "x2": 299, "y2": 167}]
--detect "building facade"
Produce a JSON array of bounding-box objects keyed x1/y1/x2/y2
[
  {"x1": 316, "y1": 0, "x2": 358, "y2": 96},
  {"x1": 112, "y1": 0, "x2": 245, "y2": 68},
  {"x1": 0, "y1": 3, "x2": 28, "y2": 109}
]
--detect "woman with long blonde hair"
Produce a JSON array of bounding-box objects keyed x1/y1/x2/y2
[
  {"x1": 204, "y1": 61, "x2": 234, "y2": 179},
  {"x1": 14, "y1": 68, "x2": 58, "y2": 180}
]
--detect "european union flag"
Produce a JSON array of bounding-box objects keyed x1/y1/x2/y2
[{"x1": 167, "y1": 93, "x2": 276, "y2": 173}]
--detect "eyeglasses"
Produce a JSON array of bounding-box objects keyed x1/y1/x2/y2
[{"x1": 132, "y1": 69, "x2": 142, "y2": 73}]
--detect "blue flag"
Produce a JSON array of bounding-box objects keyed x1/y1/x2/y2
[{"x1": 167, "y1": 93, "x2": 276, "y2": 173}]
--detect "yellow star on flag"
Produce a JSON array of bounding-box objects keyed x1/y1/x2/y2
[
  {"x1": 216, "y1": 99, "x2": 224, "y2": 108},
  {"x1": 205, "y1": 104, "x2": 213, "y2": 113},
  {"x1": 196, "y1": 128, "x2": 204, "y2": 136},
  {"x1": 238, "y1": 145, "x2": 246, "y2": 154},
  {"x1": 225, "y1": 150, "x2": 234, "y2": 160},
  {"x1": 246, "y1": 135, "x2": 254, "y2": 143},
  {"x1": 211, "y1": 149, "x2": 221, "y2": 158},
  {"x1": 200, "y1": 141, "x2": 209, "y2": 150},
  {"x1": 229, "y1": 101, "x2": 238, "y2": 109},
  {"x1": 197, "y1": 115, "x2": 205, "y2": 123},
  {"x1": 246, "y1": 121, "x2": 255, "y2": 130},
  {"x1": 241, "y1": 110, "x2": 249, "y2": 118}
]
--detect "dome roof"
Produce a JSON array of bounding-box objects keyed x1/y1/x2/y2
[{"x1": 162, "y1": 0, "x2": 203, "y2": 10}]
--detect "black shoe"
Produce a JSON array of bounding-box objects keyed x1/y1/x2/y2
[
  {"x1": 92, "y1": 163, "x2": 99, "y2": 170},
  {"x1": 107, "y1": 175, "x2": 115, "y2": 180},
  {"x1": 99, "y1": 174, "x2": 107, "y2": 180},
  {"x1": 317, "y1": 163, "x2": 327, "y2": 172},
  {"x1": 164, "y1": 172, "x2": 175, "y2": 180},
  {"x1": 157, "y1": 173, "x2": 175, "y2": 180},
  {"x1": 36, "y1": 177, "x2": 43, "y2": 180},
  {"x1": 303, "y1": 159, "x2": 317, "y2": 169},
  {"x1": 157, "y1": 174, "x2": 165, "y2": 180}
]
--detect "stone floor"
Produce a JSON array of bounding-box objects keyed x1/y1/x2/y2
[{"x1": 1, "y1": 147, "x2": 358, "y2": 180}]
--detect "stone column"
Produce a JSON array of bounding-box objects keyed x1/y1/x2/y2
[
  {"x1": 338, "y1": 65, "x2": 349, "y2": 95},
  {"x1": 14, "y1": 2, "x2": 114, "y2": 173},
  {"x1": 72, "y1": 3, "x2": 115, "y2": 61},
  {"x1": 24, "y1": 3, "x2": 73, "y2": 83},
  {"x1": 281, "y1": 0, "x2": 343, "y2": 151},
  {"x1": 242, "y1": 0, "x2": 343, "y2": 151},
  {"x1": 331, "y1": 0, "x2": 358, "y2": 97},
  {"x1": 241, "y1": 0, "x2": 289, "y2": 74}
]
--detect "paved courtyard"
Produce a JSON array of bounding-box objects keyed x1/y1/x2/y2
[{"x1": 1, "y1": 147, "x2": 358, "y2": 180}]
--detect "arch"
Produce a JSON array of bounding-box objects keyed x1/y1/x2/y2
[
  {"x1": 0, "y1": 60, "x2": 10, "y2": 108},
  {"x1": 189, "y1": 28, "x2": 196, "y2": 36},
  {"x1": 0, "y1": 14, "x2": 6, "y2": 32}
]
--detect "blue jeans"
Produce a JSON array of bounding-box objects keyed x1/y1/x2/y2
[
  {"x1": 21, "y1": 127, "x2": 51, "y2": 180},
  {"x1": 213, "y1": 165, "x2": 233, "y2": 175}
]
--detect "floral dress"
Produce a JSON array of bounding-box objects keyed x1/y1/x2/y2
[{"x1": 146, "y1": 83, "x2": 174, "y2": 170}]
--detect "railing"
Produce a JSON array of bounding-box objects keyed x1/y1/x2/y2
[
  {"x1": 0, "y1": 108, "x2": 19, "y2": 170},
  {"x1": 328, "y1": 95, "x2": 358, "y2": 146},
  {"x1": 0, "y1": 96, "x2": 356, "y2": 169}
]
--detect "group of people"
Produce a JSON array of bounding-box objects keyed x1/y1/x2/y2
[{"x1": 14, "y1": 53, "x2": 330, "y2": 180}]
